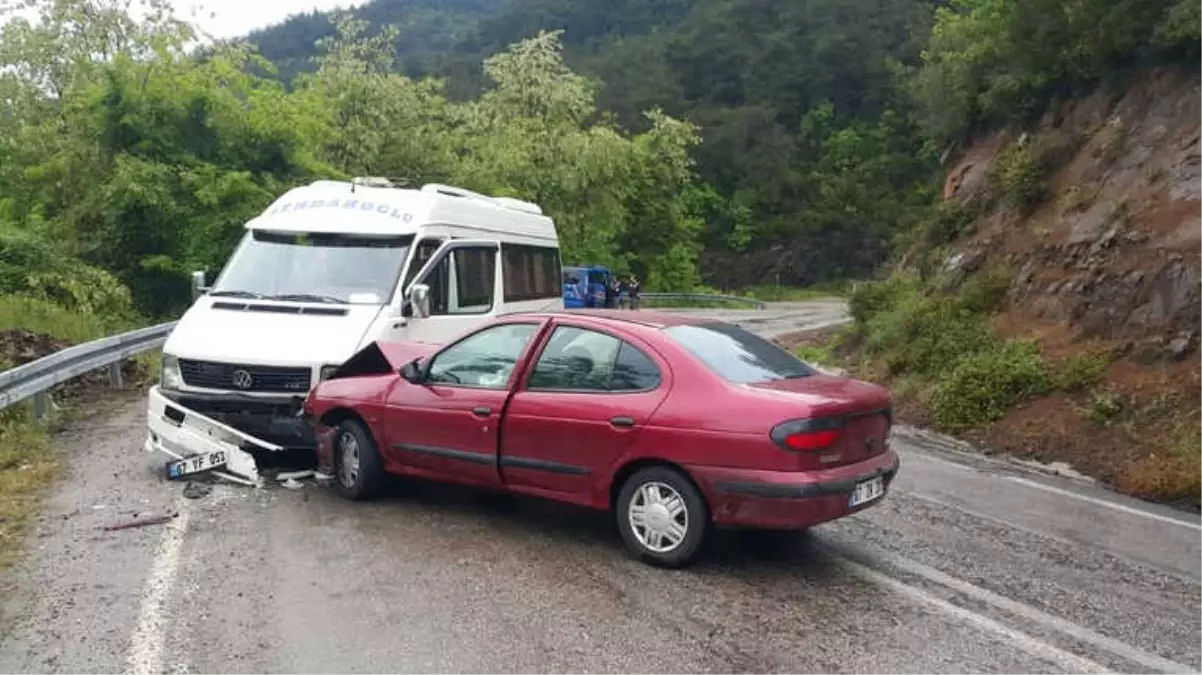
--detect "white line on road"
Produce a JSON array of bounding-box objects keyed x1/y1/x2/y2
[
  {"x1": 869, "y1": 550, "x2": 1198, "y2": 674},
  {"x1": 126, "y1": 499, "x2": 190, "y2": 675},
  {"x1": 1005, "y1": 476, "x2": 1202, "y2": 531},
  {"x1": 839, "y1": 557, "x2": 1109, "y2": 674}
]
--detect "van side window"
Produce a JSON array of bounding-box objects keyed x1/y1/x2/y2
[
  {"x1": 452, "y1": 247, "x2": 496, "y2": 313},
  {"x1": 402, "y1": 238, "x2": 443, "y2": 292},
  {"x1": 503, "y1": 244, "x2": 562, "y2": 302}
]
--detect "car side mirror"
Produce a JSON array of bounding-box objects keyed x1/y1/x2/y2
[
  {"x1": 399, "y1": 358, "x2": 423, "y2": 383},
  {"x1": 408, "y1": 283, "x2": 431, "y2": 319},
  {"x1": 191, "y1": 270, "x2": 209, "y2": 301}
]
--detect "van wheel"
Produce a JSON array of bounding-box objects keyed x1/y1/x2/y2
[
  {"x1": 332, "y1": 419, "x2": 384, "y2": 501},
  {"x1": 616, "y1": 466, "x2": 708, "y2": 568}
]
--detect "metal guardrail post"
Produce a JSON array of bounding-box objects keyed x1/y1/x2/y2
[
  {"x1": 33, "y1": 392, "x2": 47, "y2": 425},
  {"x1": 108, "y1": 362, "x2": 124, "y2": 389}
]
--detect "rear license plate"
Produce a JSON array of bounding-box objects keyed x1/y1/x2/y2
[
  {"x1": 849, "y1": 476, "x2": 884, "y2": 507},
  {"x1": 166, "y1": 451, "x2": 227, "y2": 479}
]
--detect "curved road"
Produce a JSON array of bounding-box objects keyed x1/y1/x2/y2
[{"x1": 0, "y1": 301, "x2": 1198, "y2": 674}]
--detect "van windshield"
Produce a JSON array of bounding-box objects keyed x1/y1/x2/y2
[{"x1": 211, "y1": 230, "x2": 414, "y2": 305}]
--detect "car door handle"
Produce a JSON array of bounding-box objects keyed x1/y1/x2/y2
[
  {"x1": 610, "y1": 416, "x2": 635, "y2": 429},
  {"x1": 472, "y1": 407, "x2": 491, "y2": 418}
]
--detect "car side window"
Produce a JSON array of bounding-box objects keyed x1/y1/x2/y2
[
  {"x1": 426, "y1": 323, "x2": 539, "y2": 389},
  {"x1": 526, "y1": 326, "x2": 660, "y2": 392},
  {"x1": 611, "y1": 341, "x2": 661, "y2": 391}
]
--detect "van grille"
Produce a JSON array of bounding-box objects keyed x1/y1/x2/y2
[{"x1": 178, "y1": 359, "x2": 312, "y2": 393}]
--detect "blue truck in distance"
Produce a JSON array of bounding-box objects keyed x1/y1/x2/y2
[{"x1": 562, "y1": 265, "x2": 615, "y2": 308}]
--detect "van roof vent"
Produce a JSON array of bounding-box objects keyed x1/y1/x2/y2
[
  {"x1": 420, "y1": 183, "x2": 543, "y2": 215},
  {"x1": 352, "y1": 176, "x2": 412, "y2": 189}
]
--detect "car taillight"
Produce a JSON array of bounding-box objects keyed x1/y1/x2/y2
[{"x1": 770, "y1": 417, "x2": 843, "y2": 451}]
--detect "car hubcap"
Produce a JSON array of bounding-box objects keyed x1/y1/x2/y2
[
  {"x1": 628, "y1": 481, "x2": 688, "y2": 553},
  {"x1": 338, "y1": 432, "x2": 360, "y2": 489}
]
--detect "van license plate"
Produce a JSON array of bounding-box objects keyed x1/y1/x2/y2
[
  {"x1": 849, "y1": 476, "x2": 884, "y2": 507},
  {"x1": 166, "y1": 451, "x2": 227, "y2": 479}
]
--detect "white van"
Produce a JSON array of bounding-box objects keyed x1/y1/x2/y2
[{"x1": 144, "y1": 178, "x2": 563, "y2": 484}]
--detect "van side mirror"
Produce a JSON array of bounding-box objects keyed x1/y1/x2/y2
[
  {"x1": 399, "y1": 358, "x2": 423, "y2": 383},
  {"x1": 408, "y1": 283, "x2": 431, "y2": 318},
  {"x1": 191, "y1": 270, "x2": 209, "y2": 301}
]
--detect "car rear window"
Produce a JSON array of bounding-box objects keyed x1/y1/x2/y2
[{"x1": 663, "y1": 322, "x2": 817, "y2": 384}]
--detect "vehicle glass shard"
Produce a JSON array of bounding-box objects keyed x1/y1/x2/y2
[{"x1": 146, "y1": 385, "x2": 282, "y2": 487}]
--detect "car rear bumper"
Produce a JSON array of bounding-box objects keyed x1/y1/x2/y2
[{"x1": 686, "y1": 449, "x2": 900, "y2": 529}]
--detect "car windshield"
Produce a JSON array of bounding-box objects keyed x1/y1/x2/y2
[
  {"x1": 211, "y1": 230, "x2": 414, "y2": 305},
  {"x1": 663, "y1": 321, "x2": 817, "y2": 384}
]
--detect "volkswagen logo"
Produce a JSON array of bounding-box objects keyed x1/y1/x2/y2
[{"x1": 231, "y1": 369, "x2": 254, "y2": 389}]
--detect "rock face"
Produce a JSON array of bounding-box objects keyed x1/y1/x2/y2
[{"x1": 944, "y1": 66, "x2": 1201, "y2": 360}]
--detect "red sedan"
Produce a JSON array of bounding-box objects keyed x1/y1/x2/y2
[{"x1": 303, "y1": 310, "x2": 899, "y2": 567}]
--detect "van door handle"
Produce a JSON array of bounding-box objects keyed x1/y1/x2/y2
[
  {"x1": 610, "y1": 416, "x2": 635, "y2": 429},
  {"x1": 472, "y1": 407, "x2": 491, "y2": 418}
]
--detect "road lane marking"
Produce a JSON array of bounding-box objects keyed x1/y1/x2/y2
[
  {"x1": 838, "y1": 557, "x2": 1108, "y2": 674},
  {"x1": 900, "y1": 450, "x2": 978, "y2": 472},
  {"x1": 862, "y1": 550, "x2": 1198, "y2": 674},
  {"x1": 127, "y1": 498, "x2": 190, "y2": 675},
  {"x1": 1005, "y1": 476, "x2": 1202, "y2": 531}
]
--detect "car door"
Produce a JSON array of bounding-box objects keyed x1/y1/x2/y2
[
  {"x1": 500, "y1": 321, "x2": 670, "y2": 503},
  {"x1": 381, "y1": 320, "x2": 547, "y2": 488},
  {"x1": 401, "y1": 238, "x2": 502, "y2": 345}
]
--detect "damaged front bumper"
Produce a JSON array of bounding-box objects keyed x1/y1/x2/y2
[{"x1": 145, "y1": 385, "x2": 322, "y2": 487}]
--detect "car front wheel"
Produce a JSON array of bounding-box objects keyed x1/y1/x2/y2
[
  {"x1": 332, "y1": 419, "x2": 384, "y2": 501},
  {"x1": 616, "y1": 466, "x2": 708, "y2": 568}
]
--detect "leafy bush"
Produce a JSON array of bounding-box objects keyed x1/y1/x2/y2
[
  {"x1": 852, "y1": 274, "x2": 1003, "y2": 378},
  {"x1": 0, "y1": 295, "x2": 109, "y2": 343},
  {"x1": 1087, "y1": 388, "x2": 1125, "y2": 426},
  {"x1": 794, "y1": 344, "x2": 835, "y2": 367},
  {"x1": 0, "y1": 226, "x2": 137, "y2": 328},
  {"x1": 930, "y1": 339, "x2": 1052, "y2": 433},
  {"x1": 1056, "y1": 351, "x2": 1111, "y2": 391},
  {"x1": 989, "y1": 145, "x2": 1045, "y2": 211},
  {"x1": 956, "y1": 268, "x2": 1012, "y2": 314},
  {"x1": 848, "y1": 276, "x2": 920, "y2": 325}
]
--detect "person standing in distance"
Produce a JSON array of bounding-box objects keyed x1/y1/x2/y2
[{"x1": 627, "y1": 275, "x2": 641, "y2": 310}]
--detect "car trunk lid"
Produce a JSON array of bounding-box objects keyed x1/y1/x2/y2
[{"x1": 747, "y1": 375, "x2": 892, "y2": 469}]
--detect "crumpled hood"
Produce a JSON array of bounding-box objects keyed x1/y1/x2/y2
[{"x1": 164, "y1": 298, "x2": 385, "y2": 367}]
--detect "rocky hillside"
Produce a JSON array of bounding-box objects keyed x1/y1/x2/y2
[
  {"x1": 819, "y1": 65, "x2": 1200, "y2": 508},
  {"x1": 942, "y1": 66, "x2": 1199, "y2": 356}
]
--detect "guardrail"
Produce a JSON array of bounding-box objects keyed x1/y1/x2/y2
[
  {"x1": 0, "y1": 321, "x2": 177, "y2": 423},
  {"x1": 638, "y1": 292, "x2": 768, "y2": 309}
]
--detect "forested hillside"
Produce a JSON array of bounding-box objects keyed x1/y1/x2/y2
[{"x1": 250, "y1": 0, "x2": 939, "y2": 288}]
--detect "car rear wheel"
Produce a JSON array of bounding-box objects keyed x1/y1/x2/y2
[
  {"x1": 616, "y1": 466, "x2": 708, "y2": 568},
  {"x1": 332, "y1": 419, "x2": 384, "y2": 501}
]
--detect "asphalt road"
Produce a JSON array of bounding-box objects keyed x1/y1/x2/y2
[{"x1": 1, "y1": 301, "x2": 1199, "y2": 674}]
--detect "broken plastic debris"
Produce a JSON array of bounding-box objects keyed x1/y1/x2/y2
[
  {"x1": 281, "y1": 478, "x2": 304, "y2": 490},
  {"x1": 102, "y1": 512, "x2": 178, "y2": 531},
  {"x1": 276, "y1": 470, "x2": 314, "y2": 482}
]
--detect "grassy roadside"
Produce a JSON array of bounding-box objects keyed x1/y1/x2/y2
[
  {"x1": 0, "y1": 294, "x2": 157, "y2": 568},
  {"x1": 783, "y1": 276, "x2": 1201, "y2": 510},
  {"x1": 0, "y1": 409, "x2": 57, "y2": 568},
  {"x1": 638, "y1": 282, "x2": 854, "y2": 309}
]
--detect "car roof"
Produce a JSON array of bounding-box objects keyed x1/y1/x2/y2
[{"x1": 510, "y1": 309, "x2": 717, "y2": 329}]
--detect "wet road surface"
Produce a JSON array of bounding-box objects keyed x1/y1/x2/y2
[{"x1": 0, "y1": 301, "x2": 1198, "y2": 674}]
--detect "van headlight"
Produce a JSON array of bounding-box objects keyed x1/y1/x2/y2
[
  {"x1": 319, "y1": 365, "x2": 339, "y2": 382},
  {"x1": 161, "y1": 354, "x2": 184, "y2": 390}
]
